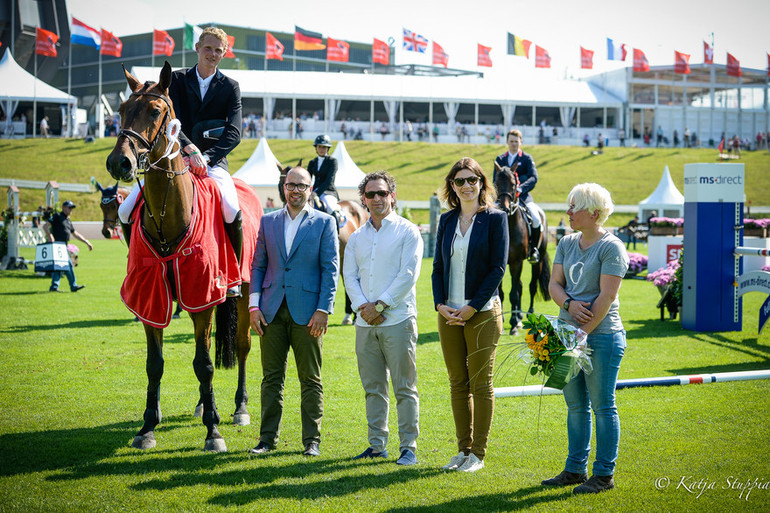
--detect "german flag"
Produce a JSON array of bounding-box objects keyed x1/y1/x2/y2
[{"x1": 294, "y1": 25, "x2": 325, "y2": 51}]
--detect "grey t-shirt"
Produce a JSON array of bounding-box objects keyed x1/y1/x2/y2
[{"x1": 553, "y1": 231, "x2": 629, "y2": 334}]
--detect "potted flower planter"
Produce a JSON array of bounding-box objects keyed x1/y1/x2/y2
[{"x1": 650, "y1": 226, "x2": 683, "y2": 236}]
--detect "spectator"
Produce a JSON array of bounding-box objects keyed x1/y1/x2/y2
[
  {"x1": 43, "y1": 200, "x2": 92, "y2": 292},
  {"x1": 684, "y1": 127, "x2": 691, "y2": 148},
  {"x1": 673, "y1": 130, "x2": 679, "y2": 147},
  {"x1": 583, "y1": 133, "x2": 590, "y2": 147},
  {"x1": 40, "y1": 116, "x2": 50, "y2": 138},
  {"x1": 432, "y1": 125, "x2": 439, "y2": 143},
  {"x1": 656, "y1": 126, "x2": 663, "y2": 147},
  {"x1": 618, "y1": 128, "x2": 626, "y2": 147}
]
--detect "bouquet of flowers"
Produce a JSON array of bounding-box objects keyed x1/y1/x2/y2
[{"x1": 521, "y1": 313, "x2": 592, "y2": 389}]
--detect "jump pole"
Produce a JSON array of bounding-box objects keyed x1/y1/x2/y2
[{"x1": 494, "y1": 370, "x2": 770, "y2": 398}]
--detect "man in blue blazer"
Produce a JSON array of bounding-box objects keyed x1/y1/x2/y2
[{"x1": 248, "y1": 166, "x2": 339, "y2": 457}]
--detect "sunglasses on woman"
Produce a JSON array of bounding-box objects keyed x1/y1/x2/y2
[
  {"x1": 364, "y1": 190, "x2": 391, "y2": 199},
  {"x1": 452, "y1": 176, "x2": 479, "y2": 187}
]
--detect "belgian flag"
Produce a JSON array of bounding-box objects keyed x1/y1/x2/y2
[{"x1": 295, "y1": 26, "x2": 325, "y2": 51}]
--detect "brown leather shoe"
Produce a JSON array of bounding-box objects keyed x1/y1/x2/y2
[
  {"x1": 573, "y1": 474, "x2": 615, "y2": 494},
  {"x1": 541, "y1": 470, "x2": 588, "y2": 486}
]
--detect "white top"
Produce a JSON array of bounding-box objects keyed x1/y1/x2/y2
[
  {"x1": 447, "y1": 219, "x2": 497, "y2": 312},
  {"x1": 343, "y1": 211, "x2": 424, "y2": 327},
  {"x1": 196, "y1": 65, "x2": 215, "y2": 99}
]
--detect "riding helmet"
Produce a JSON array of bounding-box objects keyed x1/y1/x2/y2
[{"x1": 314, "y1": 134, "x2": 332, "y2": 147}]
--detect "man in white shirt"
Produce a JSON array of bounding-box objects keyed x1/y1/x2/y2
[{"x1": 343, "y1": 171, "x2": 423, "y2": 466}]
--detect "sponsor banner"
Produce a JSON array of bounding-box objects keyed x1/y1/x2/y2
[{"x1": 683, "y1": 163, "x2": 744, "y2": 203}]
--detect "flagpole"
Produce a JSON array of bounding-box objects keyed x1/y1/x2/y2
[
  {"x1": 33, "y1": 49, "x2": 38, "y2": 137},
  {"x1": 98, "y1": 49, "x2": 103, "y2": 139}
]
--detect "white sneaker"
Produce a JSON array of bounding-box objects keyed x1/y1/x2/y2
[
  {"x1": 458, "y1": 453, "x2": 484, "y2": 472},
  {"x1": 441, "y1": 452, "x2": 468, "y2": 471}
]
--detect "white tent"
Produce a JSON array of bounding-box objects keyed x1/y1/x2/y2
[
  {"x1": 330, "y1": 141, "x2": 366, "y2": 201},
  {"x1": 0, "y1": 49, "x2": 77, "y2": 137},
  {"x1": 232, "y1": 137, "x2": 282, "y2": 206},
  {"x1": 638, "y1": 165, "x2": 685, "y2": 221}
]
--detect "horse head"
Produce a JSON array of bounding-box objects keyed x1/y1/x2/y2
[
  {"x1": 96, "y1": 180, "x2": 125, "y2": 238},
  {"x1": 106, "y1": 61, "x2": 177, "y2": 182},
  {"x1": 494, "y1": 164, "x2": 519, "y2": 213}
]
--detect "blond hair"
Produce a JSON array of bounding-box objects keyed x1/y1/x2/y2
[
  {"x1": 567, "y1": 183, "x2": 615, "y2": 226},
  {"x1": 199, "y1": 27, "x2": 228, "y2": 48}
]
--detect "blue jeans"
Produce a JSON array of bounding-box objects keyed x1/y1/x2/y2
[
  {"x1": 562, "y1": 330, "x2": 626, "y2": 476},
  {"x1": 50, "y1": 262, "x2": 77, "y2": 291}
]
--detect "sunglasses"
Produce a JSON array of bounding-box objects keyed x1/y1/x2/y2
[
  {"x1": 284, "y1": 182, "x2": 310, "y2": 192},
  {"x1": 452, "y1": 176, "x2": 479, "y2": 187},
  {"x1": 364, "y1": 190, "x2": 391, "y2": 199}
]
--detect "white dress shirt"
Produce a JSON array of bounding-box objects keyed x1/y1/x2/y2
[
  {"x1": 447, "y1": 218, "x2": 497, "y2": 312},
  {"x1": 196, "y1": 66, "x2": 215, "y2": 99},
  {"x1": 343, "y1": 211, "x2": 424, "y2": 327}
]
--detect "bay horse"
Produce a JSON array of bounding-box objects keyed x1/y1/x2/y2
[
  {"x1": 278, "y1": 164, "x2": 369, "y2": 325},
  {"x1": 96, "y1": 181, "x2": 131, "y2": 239},
  {"x1": 494, "y1": 163, "x2": 551, "y2": 335},
  {"x1": 106, "y1": 62, "x2": 261, "y2": 452}
]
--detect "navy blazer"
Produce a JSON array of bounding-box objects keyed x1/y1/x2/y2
[
  {"x1": 307, "y1": 155, "x2": 339, "y2": 199},
  {"x1": 169, "y1": 67, "x2": 242, "y2": 172},
  {"x1": 493, "y1": 151, "x2": 537, "y2": 202},
  {"x1": 432, "y1": 208, "x2": 509, "y2": 311}
]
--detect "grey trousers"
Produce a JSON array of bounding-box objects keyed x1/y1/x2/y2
[{"x1": 355, "y1": 317, "x2": 419, "y2": 453}]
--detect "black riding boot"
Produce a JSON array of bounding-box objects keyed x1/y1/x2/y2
[
  {"x1": 332, "y1": 210, "x2": 342, "y2": 233},
  {"x1": 120, "y1": 219, "x2": 133, "y2": 248},
  {"x1": 224, "y1": 211, "x2": 243, "y2": 297},
  {"x1": 528, "y1": 225, "x2": 541, "y2": 264}
]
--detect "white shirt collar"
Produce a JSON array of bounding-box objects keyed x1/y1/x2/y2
[{"x1": 283, "y1": 202, "x2": 313, "y2": 219}]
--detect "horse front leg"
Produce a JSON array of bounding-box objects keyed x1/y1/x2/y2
[
  {"x1": 233, "y1": 286, "x2": 252, "y2": 426},
  {"x1": 191, "y1": 309, "x2": 227, "y2": 452},
  {"x1": 133, "y1": 325, "x2": 164, "y2": 450},
  {"x1": 509, "y1": 262, "x2": 524, "y2": 335},
  {"x1": 528, "y1": 262, "x2": 539, "y2": 314}
]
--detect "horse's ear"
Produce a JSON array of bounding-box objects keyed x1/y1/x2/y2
[
  {"x1": 297, "y1": 158, "x2": 303, "y2": 168},
  {"x1": 158, "y1": 62, "x2": 172, "y2": 92},
  {"x1": 123, "y1": 65, "x2": 142, "y2": 92},
  {"x1": 95, "y1": 181, "x2": 104, "y2": 192}
]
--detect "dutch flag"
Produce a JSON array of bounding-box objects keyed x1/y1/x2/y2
[{"x1": 71, "y1": 17, "x2": 101, "y2": 49}]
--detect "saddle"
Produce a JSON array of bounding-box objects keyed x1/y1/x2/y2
[{"x1": 310, "y1": 193, "x2": 346, "y2": 230}]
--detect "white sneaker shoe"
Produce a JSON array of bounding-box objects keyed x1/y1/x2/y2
[
  {"x1": 458, "y1": 453, "x2": 484, "y2": 472},
  {"x1": 441, "y1": 452, "x2": 468, "y2": 471}
]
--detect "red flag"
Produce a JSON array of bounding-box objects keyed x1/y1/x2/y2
[
  {"x1": 266, "y1": 32, "x2": 284, "y2": 61},
  {"x1": 580, "y1": 46, "x2": 593, "y2": 69},
  {"x1": 674, "y1": 51, "x2": 690, "y2": 74},
  {"x1": 718, "y1": 136, "x2": 725, "y2": 153},
  {"x1": 633, "y1": 48, "x2": 650, "y2": 72},
  {"x1": 224, "y1": 35, "x2": 235, "y2": 58},
  {"x1": 535, "y1": 45, "x2": 551, "y2": 69},
  {"x1": 372, "y1": 38, "x2": 389, "y2": 65},
  {"x1": 35, "y1": 27, "x2": 58, "y2": 57},
  {"x1": 153, "y1": 29, "x2": 175, "y2": 56},
  {"x1": 704, "y1": 41, "x2": 713, "y2": 64},
  {"x1": 477, "y1": 44, "x2": 492, "y2": 67},
  {"x1": 100, "y1": 29, "x2": 122, "y2": 57},
  {"x1": 726, "y1": 52, "x2": 741, "y2": 77},
  {"x1": 433, "y1": 41, "x2": 449, "y2": 68},
  {"x1": 327, "y1": 37, "x2": 349, "y2": 62}
]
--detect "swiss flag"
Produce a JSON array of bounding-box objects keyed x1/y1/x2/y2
[
  {"x1": 35, "y1": 27, "x2": 58, "y2": 57},
  {"x1": 726, "y1": 52, "x2": 741, "y2": 77},
  {"x1": 580, "y1": 46, "x2": 593, "y2": 69},
  {"x1": 100, "y1": 29, "x2": 122, "y2": 57},
  {"x1": 674, "y1": 51, "x2": 690, "y2": 74},
  {"x1": 477, "y1": 44, "x2": 492, "y2": 67},
  {"x1": 372, "y1": 38, "x2": 389, "y2": 65},
  {"x1": 224, "y1": 35, "x2": 235, "y2": 58},
  {"x1": 153, "y1": 30, "x2": 175, "y2": 56},
  {"x1": 266, "y1": 32, "x2": 284, "y2": 61},
  {"x1": 327, "y1": 37, "x2": 349, "y2": 62},
  {"x1": 535, "y1": 45, "x2": 551, "y2": 69},
  {"x1": 433, "y1": 41, "x2": 449, "y2": 68},
  {"x1": 703, "y1": 41, "x2": 713, "y2": 64},
  {"x1": 633, "y1": 48, "x2": 650, "y2": 72}
]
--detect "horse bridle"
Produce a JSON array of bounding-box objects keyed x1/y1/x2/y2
[
  {"x1": 119, "y1": 90, "x2": 189, "y2": 254},
  {"x1": 497, "y1": 166, "x2": 521, "y2": 216},
  {"x1": 100, "y1": 192, "x2": 123, "y2": 232}
]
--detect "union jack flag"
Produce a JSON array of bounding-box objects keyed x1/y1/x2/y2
[{"x1": 403, "y1": 28, "x2": 427, "y2": 53}]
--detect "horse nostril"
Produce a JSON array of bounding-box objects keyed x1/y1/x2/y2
[{"x1": 120, "y1": 155, "x2": 132, "y2": 173}]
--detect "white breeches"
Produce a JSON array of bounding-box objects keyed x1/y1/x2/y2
[
  {"x1": 118, "y1": 165, "x2": 240, "y2": 224},
  {"x1": 523, "y1": 196, "x2": 542, "y2": 228},
  {"x1": 319, "y1": 192, "x2": 338, "y2": 213}
]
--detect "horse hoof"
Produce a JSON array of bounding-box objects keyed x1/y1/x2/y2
[
  {"x1": 233, "y1": 413, "x2": 251, "y2": 426},
  {"x1": 193, "y1": 404, "x2": 204, "y2": 417},
  {"x1": 509, "y1": 327, "x2": 519, "y2": 336},
  {"x1": 204, "y1": 438, "x2": 228, "y2": 453},
  {"x1": 342, "y1": 314, "x2": 353, "y2": 325},
  {"x1": 132, "y1": 434, "x2": 156, "y2": 450}
]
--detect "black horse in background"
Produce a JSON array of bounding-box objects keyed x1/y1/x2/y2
[{"x1": 494, "y1": 164, "x2": 551, "y2": 335}]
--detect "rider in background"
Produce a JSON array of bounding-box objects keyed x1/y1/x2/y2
[
  {"x1": 307, "y1": 134, "x2": 341, "y2": 227},
  {"x1": 493, "y1": 129, "x2": 542, "y2": 263}
]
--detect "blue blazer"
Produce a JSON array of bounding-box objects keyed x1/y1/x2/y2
[
  {"x1": 432, "y1": 208, "x2": 509, "y2": 311},
  {"x1": 250, "y1": 208, "x2": 339, "y2": 325}
]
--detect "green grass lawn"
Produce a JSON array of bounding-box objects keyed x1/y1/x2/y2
[
  {"x1": 2, "y1": 138, "x2": 769, "y2": 228},
  {"x1": 1, "y1": 239, "x2": 769, "y2": 511}
]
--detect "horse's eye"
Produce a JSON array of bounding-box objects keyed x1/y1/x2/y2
[{"x1": 151, "y1": 109, "x2": 161, "y2": 119}]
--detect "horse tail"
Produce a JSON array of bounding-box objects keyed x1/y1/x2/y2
[
  {"x1": 538, "y1": 239, "x2": 552, "y2": 302},
  {"x1": 214, "y1": 297, "x2": 238, "y2": 369}
]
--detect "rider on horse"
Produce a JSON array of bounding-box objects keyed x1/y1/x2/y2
[
  {"x1": 118, "y1": 27, "x2": 244, "y2": 297},
  {"x1": 307, "y1": 134, "x2": 342, "y2": 229},
  {"x1": 494, "y1": 129, "x2": 542, "y2": 263}
]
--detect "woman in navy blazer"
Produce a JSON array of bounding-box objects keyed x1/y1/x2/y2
[{"x1": 432, "y1": 157, "x2": 509, "y2": 473}]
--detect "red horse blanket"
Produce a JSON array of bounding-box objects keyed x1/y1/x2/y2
[{"x1": 121, "y1": 175, "x2": 262, "y2": 328}]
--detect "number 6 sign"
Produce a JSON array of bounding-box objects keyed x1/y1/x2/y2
[{"x1": 35, "y1": 242, "x2": 70, "y2": 272}]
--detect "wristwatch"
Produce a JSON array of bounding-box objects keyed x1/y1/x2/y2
[
  {"x1": 374, "y1": 301, "x2": 386, "y2": 313},
  {"x1": 563, "y1": 298, "x2": 572, "y2": 312}
]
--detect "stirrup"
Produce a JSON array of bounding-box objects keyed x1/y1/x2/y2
[
  {"x1": 226, "y1": 285, "x2": 242, "y2": 298},
  {"x1": 528, "y1": 248, "x2": 541, "y2": 264}
]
